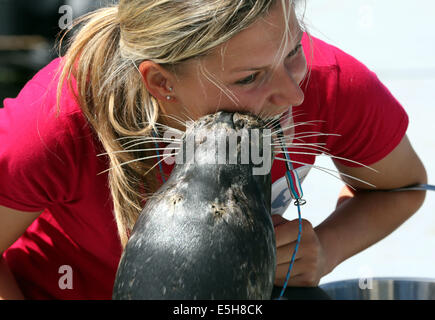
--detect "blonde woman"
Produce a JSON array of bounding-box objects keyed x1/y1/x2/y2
[{"x1": 0, "y1": 0, "x2": 427, "y2": 299}]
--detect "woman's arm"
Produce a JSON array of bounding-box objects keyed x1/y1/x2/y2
[
  {"x1": 315, "y1": 134, "x2": 428, "y2": 276},
  {"x1": 273, "y1": 134, "x2": 427, "y2": 286},
  {"x1": 0, "y1": 206, "x2": 42, "y2": 300},
  {"x1": 0, "y1": 257, "x2": 25, "y2": 300}
]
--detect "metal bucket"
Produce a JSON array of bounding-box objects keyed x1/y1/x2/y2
[{"x1": 320, "y1": 277, "x2": 435, "y2": 300}]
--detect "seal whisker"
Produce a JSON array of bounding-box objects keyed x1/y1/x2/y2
[
  {"x1": 259, "y1": 109, "x2": 282, "y2": 124},
  {"x1": 122, "y1": 139, "x2": 181, "y2": 150},
  {"x1": 99, "y1": 147, "x2": 181, "y2": 156},
  {"x1": 113, "y1": 122, "x2": 183, "y2": 144},
  {"x1": 264, "y1": 116, "x2": 282, "y2": 129},
  {"x1": 278, "y1": 130, "x2": 340, "y2": 138},
  {"x1": 271, "y1": 143, "x2": 330, "y2": 153},
  {"x1": 273, "y1": 132, "x2": 341, "y2": 142},
  {"x1": 122, "y1": 137, "x2": 182, "y2": 143},
  {"x1": 119, "y1": 136, "x2": 181, "y2": 147},
  {"x1": 262, "y1": 111, "x2": 308, "y2": 129},
  {"x1": 272, "y1": 141, "x2": 329, "y2": 148},
  {"x1": 124, "y1": 135, "x2": 182, "y2": 141},
  {"x1": 261, "y1": 109, "x2": 306, "y2": 124},
  {"x1": 275, "y1": 158, "x2": 360, "y2": 189},
  {"x1": 143, "y1": 152, "x2": 178, "y2": 177},
  {"x1": 279, "y1": 111, "x2": 307, "y2": 121},
  {"x1": 115, "y1": 135, "x2": 166, "y2": 142},
  {"x1": 276, "y1": 120, "x2": 322, "y2": 132},
  {"x1": 119, "y1": 141, "x2": 175, "y2": 151},
  {"x1": 274, "y1": 157, "x2": 376, "y2": 188},
  {"x1": 272, "y1": 141, "x2": 328, "y2": 152},
  {"x1": 263, "y1": 112, "x2": 312, "y2": 135},
  {"x1": 160, "y1": 114, "x2": 189, "y2": 128},
  {"x1": 265, "y1": 120, "x2": 326, "y2": 137},
  {"x1": 276, "y1": 119, "x2": 326, "y2": 132},
  {"x1": 149, "y1": 121, "x2": 183, "y2": 133},
  {"x1": 275, "y1": 130, "x2": 331, "y2": 137},
  {"x1": 118, "y1": 134, "x2": 179, "y2": 140},
  {"x1": 98, "y1": 152, "x2": 178, "y2": 175},
  {"x1": 179, "y1": 107, "x2": 195, "y2": 123},
  {"x1": 274, "y1": 150, "x2": 378, "y2": 172}
]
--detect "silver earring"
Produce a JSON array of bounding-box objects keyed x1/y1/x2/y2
[{"x1": 166, "y1": 87, "x2": 173, "y2": 100}]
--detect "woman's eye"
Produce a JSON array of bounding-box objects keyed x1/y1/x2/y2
[
  {"x1": 235, "y1": 73, "x2": 259, "y2": 85},
  {"x1": 287, "y1": 44, "x2": 302, "y2": 59}
]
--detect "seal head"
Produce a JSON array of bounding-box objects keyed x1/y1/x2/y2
[{"x1": 113, "y1": 111, "x2": 275, "y2": 299}]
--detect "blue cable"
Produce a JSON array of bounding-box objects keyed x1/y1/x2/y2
[
  {"x1": 276, "y1": 124, "x2": 305, "y2": 300},
  {"x1": 278, "y1": 199, "x2": 303, "y2": 299}
]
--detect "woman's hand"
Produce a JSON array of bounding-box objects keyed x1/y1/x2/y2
[{"x1": 272, "y1": 215, "x2": 327, "y2": 287}]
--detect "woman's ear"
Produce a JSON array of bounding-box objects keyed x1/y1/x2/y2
[{"x1": 139, "y1": 61, "x2": 174, "y2": 101}]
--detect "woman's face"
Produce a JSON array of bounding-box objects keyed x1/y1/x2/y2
[{"x1": 152, "y1": 1, "x2": 307, "y2": 129}]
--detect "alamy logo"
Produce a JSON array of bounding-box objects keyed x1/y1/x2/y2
[
  {"x1": 358, "y1": 265, "x2": 373, "y2": 290},
  {"x1": 162, "y1": 128, "x2": 272, "y2": 176},
  {"x1": 58, "y1": 265, "x2": 73, "y2": 290},
  {"x1": 58, "y1": 5, "x2": 73, "y2": 30}
]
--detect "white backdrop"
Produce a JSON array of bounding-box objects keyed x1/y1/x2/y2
[{"x1": 289, "y1": 0, "x2": 435, "y2": 285}]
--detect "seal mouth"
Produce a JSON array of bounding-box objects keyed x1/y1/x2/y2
[
  {"x1": 186, "y1": 111, "x2": 267, "y2": 132},
  {"x1": 232, "y1": 112, "x2": 267, "y2": 130}
]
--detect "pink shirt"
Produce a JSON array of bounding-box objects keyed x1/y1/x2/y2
[{"x1": 0, "y1": 34, "x2": 408, "y2": 299}]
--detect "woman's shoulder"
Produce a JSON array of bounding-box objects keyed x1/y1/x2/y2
[
  {"x1": 0, "y1": 58, "x2": 103, "y2": 211},
  {"x1": 302, "y1": 33, "x2": 338, "y2": 69},
  {"x1": 22, "y1": 57, "x2": 81, "y2": 115},
  {"x1": 1, "y1": 57, "x2": 98, "y2": 167},
  {"x1": 2, "y1": 56, "x2": 88, "y2": 136},
  {"x1": 301, "y1": 34, "x2": 384, "y2": 104},
  {"x1": 303, "y1": 33, "x2": 377, "y2": 79}
]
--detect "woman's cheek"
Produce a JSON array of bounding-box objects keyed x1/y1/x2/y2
[{"x1": 239, "y1": 86, "x2": 271, "y2": 112}]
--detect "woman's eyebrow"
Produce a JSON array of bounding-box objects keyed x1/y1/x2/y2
[{"x1": 230, "y1": 31, "x2": 304, "y2": 73}]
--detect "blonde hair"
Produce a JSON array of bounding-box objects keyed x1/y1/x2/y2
[{"x1": 56, "y1": 0, "x2": 304, "y2": 248}]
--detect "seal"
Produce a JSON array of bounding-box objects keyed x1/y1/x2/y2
[{"x1": 112, "y1": 111, "x2": 276, "y2": 300}]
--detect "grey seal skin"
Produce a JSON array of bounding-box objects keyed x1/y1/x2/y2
[{"x1": 112, "y1": 111, "x2": 276, "y2": 300}]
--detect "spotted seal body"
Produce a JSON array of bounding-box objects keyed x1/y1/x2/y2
[{"x1": 112, "y1": 111, "x2": 276, "y2": 300}]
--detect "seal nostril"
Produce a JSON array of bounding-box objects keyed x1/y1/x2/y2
[
  {"x1": 170, "y1": 195, "x2": 183, "y2": 206},
  {"x1": 215, "y1": 208, "x2": 225, "y2": 217}
]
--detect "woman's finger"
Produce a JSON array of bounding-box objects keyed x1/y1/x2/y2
[
  {"x1": 272, "y1": 214, "x2": 288, "y2": 226},
  {"x1": 274, "y1": 260, "x2": 302, "y2": 284},
  {"x1": 274, "y1": 219, "x2": 301, "y2": 247},
  {"x1": 280, "y1": 273, "x2": 320, "y2": 287},
  {"x1": 276, "y1": 241, "x2": 303, "y2": 265}
]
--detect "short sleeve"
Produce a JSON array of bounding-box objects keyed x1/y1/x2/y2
[
  {"x1": 0, "y1": 61, "x2": 87, "y2": 212},
  {"x1": 325, "y1": 50, "x2": 409, "y2": 167}
]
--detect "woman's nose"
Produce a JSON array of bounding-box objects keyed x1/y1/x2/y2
[
  {"x1": 268, "y1": 52, "x2": 307, "y2": 108},
  {"x1": 268, "y1": 66, "x2": 305, "y2": 108}
]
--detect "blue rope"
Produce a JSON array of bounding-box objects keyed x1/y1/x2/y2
[
  {"x1": 278, "y1": 199, "x2": 303, "y2": 299},
  {"x1": 276, "y1": 124, "x2": 305, "y2": 300}
]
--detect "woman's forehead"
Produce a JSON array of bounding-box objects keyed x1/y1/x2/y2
[{"x1": 202, "y1": 1, "x2": 301, "y2": 74}]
